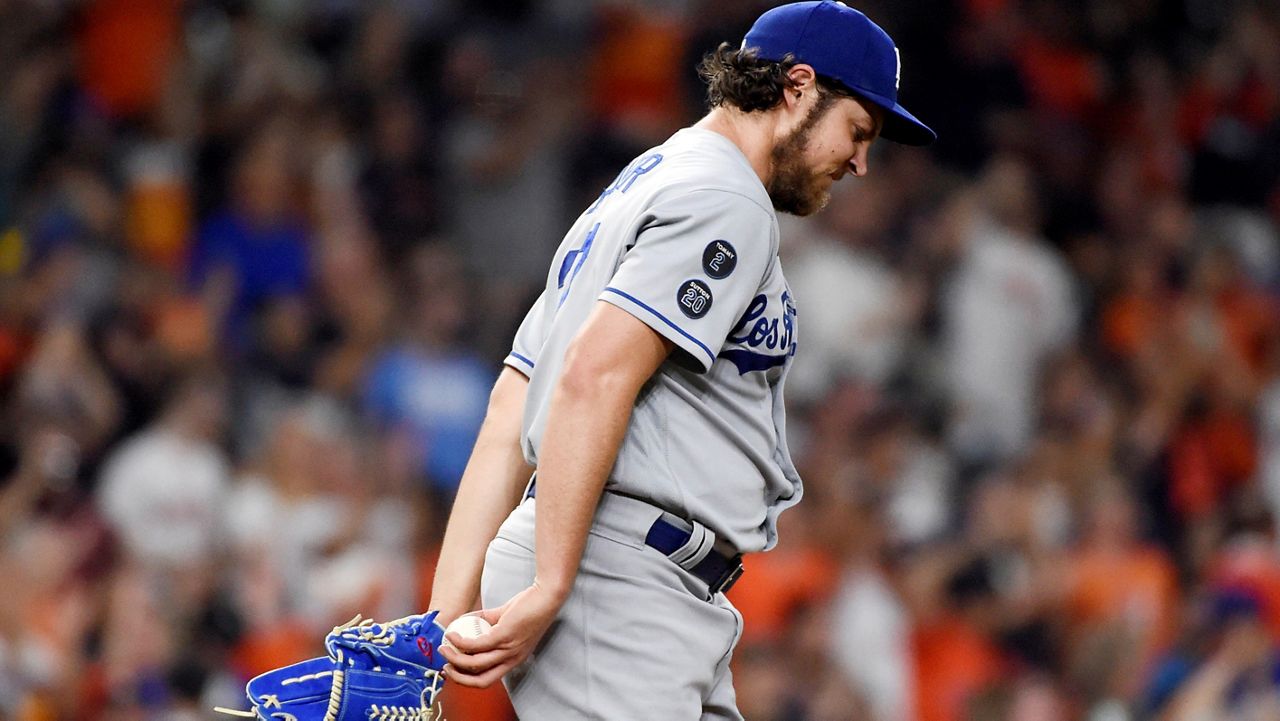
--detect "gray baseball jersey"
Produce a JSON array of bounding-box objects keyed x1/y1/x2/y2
[{"x1": 503, "y1": 127, "x2": 803, "y2": 553}]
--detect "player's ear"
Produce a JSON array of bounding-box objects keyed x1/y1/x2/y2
[{"x1": 782, "y1": 64, "x2": 818, "y2": 111}]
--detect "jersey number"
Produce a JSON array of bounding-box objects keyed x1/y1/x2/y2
[
  {"x1": 681, "y1": 288, "x2": 707, "y2": 314},
  {"x1": 708, "y1": 252, "x2": 726, "y2": 273},
  {"x1": 557, "y1": 222, "x2": 600, "y2": 307}
]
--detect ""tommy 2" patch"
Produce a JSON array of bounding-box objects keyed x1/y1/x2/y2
[{"x1": 702, "y1": 240, "x2": 738, "y2": 279}]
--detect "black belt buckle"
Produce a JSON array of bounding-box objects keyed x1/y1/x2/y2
[{"x1": 710, "y1": 555, "x2": 745, "y2": 594}]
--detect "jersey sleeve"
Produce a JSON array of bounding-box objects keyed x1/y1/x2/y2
[
  {"x1": 504, "y1": 288, "x2": 549, "y2": 377},
  {"x1": 600, "y1": 188, "x2": 775, "y2": 372}
]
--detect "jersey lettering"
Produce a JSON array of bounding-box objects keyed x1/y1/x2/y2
[
  {"x1": 721, "y1": 291, "x2": 797, "y2": 374},
  {"x1": 587, "y1": 153, "x2": 664, "y2": 214}
]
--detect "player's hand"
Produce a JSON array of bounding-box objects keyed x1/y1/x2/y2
[{"x1": 440, "y1": 580, "x2": 563, "y2": 688}]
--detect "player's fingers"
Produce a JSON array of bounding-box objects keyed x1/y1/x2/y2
[
  {"x1": 439, "y1": 642, "x2": 464, "y2": 664},
  {"x1": 440, "y1": 645, "x2": 509, "y2": 674},
  {"x1": 445, "y1": 632, "x2": 494, "y2": 655},
  {"x1": 444, "y1": 667, "x2": 489, "y2": 689},
  {"x1": 451, "y1": 610, "x2": 525, "y2": 654},
  {"x1": 445, "y1": 628, "x2": 498, "y2": 654},
  {"x1": 445, "y1": 658, "x2": 520, "y2": 689}
]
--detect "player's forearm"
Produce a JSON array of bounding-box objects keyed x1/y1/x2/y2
[
  {"x1": 531, "y1": 360, "x2": 642, "y2": 602},
  {"x1": 429, "y1": 366, "x2": 534, "y2": 623}
]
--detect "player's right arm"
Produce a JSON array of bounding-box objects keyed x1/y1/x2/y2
[
  {"x1": 427, "y1": 364, "x2": 535, "y2": 625},
  {"x1": 442, "y1": 302, "x2": 674, "y2": 688}
]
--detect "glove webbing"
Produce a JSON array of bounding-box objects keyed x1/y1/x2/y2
[
  {"x1": 333, "y1": 614, "x2": 410, "y2": 646},
  {"x1": 330, "y1": 615, "x2": 445, "y2": 720}
]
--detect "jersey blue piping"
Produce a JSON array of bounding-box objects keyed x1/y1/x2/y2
[
  {"x1": 508, "y1": 351, "x2": 535, "y2": 369},
  {"x1": 602, "y1": 287, "x2": 714, "y2": 366}
]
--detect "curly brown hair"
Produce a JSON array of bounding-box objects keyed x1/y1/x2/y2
[{"x1": 697, "y1": 42, "x2": 854, "y2": 113}]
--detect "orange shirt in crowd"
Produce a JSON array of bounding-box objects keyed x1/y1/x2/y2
[
  {"x1": 1064, "y1": 544, "x2": 1179, "y2": 665},
  {"x1": 728, "y1": 545, "x2": 840, "y2": 644},
  {"x1": 231, "y1": 619, "x2": 315, "y2": 679},
  {"x1": 1170, "y1": 410, "x2": 1257, "y2": 519},
  {"x1": 588, "y1": 6, "x2": 686, "y2": 136},
  {"x1": 912, "y1": 616, "x2": 1006, "y2": 721},
  {"x1": 1101, "y1": 293, "x2": 1165, "y2": 360},
  {"x1": 1014, "y1": 34, "x2": 1104, "y2": 119},
  {"x1": 77, "y1": 0, "x2": 180, "y2": 119},
  {"x1": 1215, "y1": 289, "x2": 1278, "y2": 378}
]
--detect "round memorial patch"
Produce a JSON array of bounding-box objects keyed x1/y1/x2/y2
[
  {"x1": 676, "y1": 279, "x2": 713, "y2": 319},
  {"x1": 702, "y1": 240, "x2": 738, "y2": 279}
]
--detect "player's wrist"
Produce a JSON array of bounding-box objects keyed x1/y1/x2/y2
[{"x1": 531, "y1": 576, "x2": 573, "y2": 606}]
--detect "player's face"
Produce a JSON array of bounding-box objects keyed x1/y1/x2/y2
[{"x1": 768, "y1": 92, "x2": 883, "y2": 216}]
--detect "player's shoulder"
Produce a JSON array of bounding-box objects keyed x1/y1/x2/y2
[{"x1": 651, "y1": 128, "x2": 776, "y2": 218}]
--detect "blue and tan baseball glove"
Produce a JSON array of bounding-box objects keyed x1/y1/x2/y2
[{"x1": 216, "y1": 612, "x2": 448, "y2": 721}]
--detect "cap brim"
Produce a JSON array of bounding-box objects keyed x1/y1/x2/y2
[
  {"x1": 853, "y1": 87, "x2": 936, "y2": 146},
  {"x1": 880, "y1": 102, "x2": 936, "y2": 146}
]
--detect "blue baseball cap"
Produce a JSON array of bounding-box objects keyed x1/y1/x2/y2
[{"x1": 743, "y1": 1, "x2": 936, "y2": 145}]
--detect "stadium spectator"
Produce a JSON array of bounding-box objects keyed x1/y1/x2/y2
[
  {"x1": 96, "y1": 371, "x2": 229, "y2": 570},
  {"x1": 362, "y1": 245, "x2": 494, "y2": 496},
  {"x1": 943, "y1": 156, "x2": 1078, "y2": 466}
]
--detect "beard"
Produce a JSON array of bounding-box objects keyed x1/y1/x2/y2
[{"x1": 766, "y1": 94, "x2": 838, "y2": 217}]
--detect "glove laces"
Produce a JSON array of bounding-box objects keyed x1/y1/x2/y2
[{"x1": 369, "y1": 704, "x2": 438, "y2": 721}]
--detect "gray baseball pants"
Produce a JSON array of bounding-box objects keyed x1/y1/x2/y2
[{"x1": 480, "y1": 492, "x2": 745, "y2": 720}]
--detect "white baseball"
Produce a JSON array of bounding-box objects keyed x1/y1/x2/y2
[{"x1": 445, "y1": 614, "x2": 492, "y2": 641}]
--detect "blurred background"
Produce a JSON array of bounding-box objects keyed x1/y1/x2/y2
[{"x1": 0, "y1": 0, "x2": 1279, "y2": 719}]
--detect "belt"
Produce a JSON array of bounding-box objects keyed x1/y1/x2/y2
[{"x1": 524, "y1": 480, "x2": 744, "y2": 595}]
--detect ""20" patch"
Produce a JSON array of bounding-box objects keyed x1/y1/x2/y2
[{"x1": 677, "y1": 279, "x2": 713, "y2": 319}]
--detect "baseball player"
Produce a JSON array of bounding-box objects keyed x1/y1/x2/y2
[{"x1": 430, "y1": 2, "x2": 935, "y2": 718}]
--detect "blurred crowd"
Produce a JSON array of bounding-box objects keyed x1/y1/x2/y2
[{"x1": 0, "y1": 0, "x2": 1279, "y2": 719}]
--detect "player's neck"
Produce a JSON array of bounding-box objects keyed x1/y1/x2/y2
[{"x1": 692, "y1": 107, "x2": 780, "y2": 189}]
